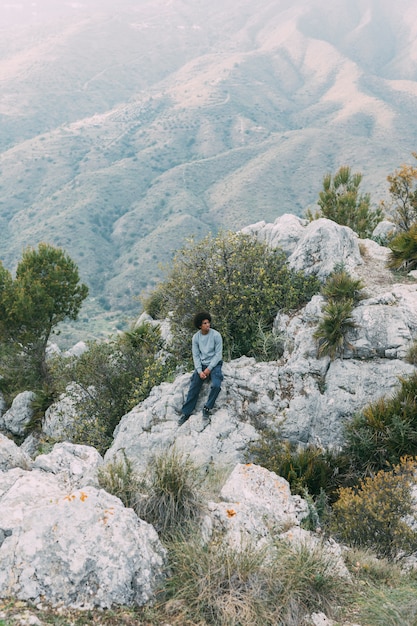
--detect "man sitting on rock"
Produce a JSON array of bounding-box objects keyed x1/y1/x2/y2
[{"x1": 178, "y1": 311, "x2": 223, "y2": 426}]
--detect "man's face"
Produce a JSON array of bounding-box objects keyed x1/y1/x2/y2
[{"x1": 200, "y1": 319, "x2": 210, "y2": 334}]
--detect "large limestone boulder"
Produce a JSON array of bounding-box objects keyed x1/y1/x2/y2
[
  {"x1": 0, "y1": 391, "x2": 35, "y2": 437},
  {"x1": 32, "y1": 442, "x2": 104, "y2": 489},
  {"x1": 0, "y1": 446, "x2": 166, "y2": 609},
  {"x1": 241, "y1": 213, "x2": 308, "y2": 255},
  {"x1": 242, "y1": 214, "x2": 363, "y2": 279},
  {"x1": 203, "y1": 463, "x2": 308, "y2": 549},
  {"x1": 346, "y1": 285, "x2": 417, "y2": 360},
  {"x1": 104, "y1": 364, "x2": 260, "y2": 472},
  {"x1": 42, "y1": 383, "x2": 86, "y2": 440},
  {"x1": 287, "y1": 218, "x2": 362, "y2": 279},
  {"x1": 0, "y1": 434, "x2": 32, "y2": 472}
]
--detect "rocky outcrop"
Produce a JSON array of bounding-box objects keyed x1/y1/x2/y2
[
  {"x1": 0, "y1": 434, "x2": 32, "y2": 472},
  {"x1": 101, "y1": 216, "x2": 417, "y2": 469},
  {"x1": 203, "y1": 463, "x2": 308, "y2": 549},
  {"x1": 242, "y1": 214, "x2": 363, "y2": 278},
  {"x1": 1, "y1": 215, "x2": 416, "y2": 615},
  {"x1": 0, "y1": 443, "x2": 166, "y2": 609},
  {"x1": 0, "y1": 391, "x2": 35, "y2": 437}
]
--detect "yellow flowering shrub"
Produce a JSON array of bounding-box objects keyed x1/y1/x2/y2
[{"x1": 331, "y1": 457, "x2": 417, "y2": 560}]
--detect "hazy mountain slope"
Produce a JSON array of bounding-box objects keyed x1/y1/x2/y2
[{"x1": 1, "y1": 0, "x2": 417, "y2": 343}]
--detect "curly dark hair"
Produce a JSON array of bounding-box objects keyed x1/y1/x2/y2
[{"x1": 193, "y1": 311, "x2": 211, "y2": 329}]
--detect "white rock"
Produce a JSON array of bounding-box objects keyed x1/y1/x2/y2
[
  {"x1": 63, "y1": 341, "x2": 88, "y2": 358},
  {"x1": 32, "y1": 442, "x2": 104, "y2": 489},
  {"x1": 204, "y1": 464, "x2": 308, "y2": 549},
  {"x1": 241, "y1": 213, "x2": 308, "y2": 254},
  {"x1": 0, "y1": 469, "x2": 166, "y2": 609},
  {"x1": 0, "y1": 434, "x2": 32, "y2": 471},
  {"x1": 0, "y1": 391, "x2": 35, "y2": 436}
]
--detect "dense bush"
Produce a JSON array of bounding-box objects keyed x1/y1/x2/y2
[
  {"x1": 306, "y1": 165, "x2": 383, "y2": 238},
  {"x1": 387, "y1": 223, "x2": 417, "y2": 271},
  {"x1": 343, "y1": 372, "x2": 417, "y2": 475},
  {"x1": 331, "y1": 458, "x2": 417, "y2": 560},
  {"x1": 165, "y1": 534, "x2": 350, "y2": 625},
  {"x1": 52, "y1": 322, "x2": 175, "y2": 454},
  {"x1": 135, "y1": 447, "x2": 204, "y2": 540},
  {"x1": 142, "y1": 231, "x2": 320, "y2": 361},
  {"x1": 313, "y1": 268, "x2": 362, "y2": 359},
  {"x1": 247, "y1": 431, "x2": 349, "y2": 502}
]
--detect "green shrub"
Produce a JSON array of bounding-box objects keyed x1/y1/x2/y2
[
  {"x1": 143, "y1": 231, "x2": 320, "y2": 361},
  {"x1": 135, "y1": 447, "x2": 204, "y2": 540},
  {"x1": 331, "y1": 458, "x2": 417, "y2": 560},
  {"x1": 344, "y1": 373, "x2": 417, "y2": 474},
  {"x1": 387, "y1": 223, "x2": 417, "y2": 271},
  {"x1": 98, "y1": 453, "x2": 141, "y2": 509},
  {"x1": 250, "y1": 321, "x2": 284, "y2": 361},
  {"x1": 405, "y1": 339, "x2": 417, "y2": 365},
  {"x1": 321, "y1": 269, "x2": 364, "y2": 304},
  {"x1": 247, "y1": 432, "x2": 349, "y2": 502},
  {"x1": 307, "y1": 165, "x2": 383, "y2": 238},
  {"x1": 382, "y1": 154, "x2": 417, "y2": 231},
  {"x1": 164, "y1": 534, "x2": 350, "y2": 625},
  {"x1": 52, "y1": 322, "x2": 175, "y2": 454},
  {"x1": 314, "y1": 299, "x2": 356, "y2": 358}
]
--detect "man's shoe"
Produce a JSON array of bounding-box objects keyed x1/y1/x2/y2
[
  {"x1": 202, "y1": 406, "x2": 211, "y2": 420},
  {"x1": 178, "y1": 414, "x2": 189, "y2": 427}
]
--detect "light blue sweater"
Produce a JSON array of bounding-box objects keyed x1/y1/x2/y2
[{"x1": 192, "y1": 328, "x2": 223, "y2": 372}]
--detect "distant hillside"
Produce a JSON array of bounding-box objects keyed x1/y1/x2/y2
[{"x1": 1, "y1": 0, "x2": 417, "y2": 345}]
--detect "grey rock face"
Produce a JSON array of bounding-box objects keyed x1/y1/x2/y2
[
  {"x1": 241, "y1": 213, "x2": 308, "y2": 255},
  {"x1": 0, "y1": 446, "x2": 166, "y2": 609},
  {"x1": 0, "y1": 391, "x2": 35, "y2": 436},
  {"x1": 287, "y1": 218, "x2": 362, "y2": 279},
  {"x1": 42, "y1": 384, "x2": 85, "y2": 440},
  {"x1": 0, "y1": 434, "x2": 32, "y2": 472},
  {"x1": 32, "y1": 442, "x2": 104, "y2": 489},
  {"x1": 243, "y1": 214, "x2": 363, "y2": 279},
  {"x1": 203, "y1": 463, "x2": 308, "y2": 549}
]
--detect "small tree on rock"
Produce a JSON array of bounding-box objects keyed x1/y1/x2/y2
[
  {"x1": 0, "y1": 243, "x2": 88, "y2": 391},
  {"x1": 307, "y1": 165, "x2": 382, "y2": 238},
  {"x1": 382, "y1": 153, "x2": 417, "y2": 231}
]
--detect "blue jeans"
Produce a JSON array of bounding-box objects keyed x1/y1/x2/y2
[{"x1": 181, "y1": 361, "x2": 223, "y2": 417}]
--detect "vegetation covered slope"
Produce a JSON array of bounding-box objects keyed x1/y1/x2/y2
[{"x1": 1, "y1": 0, "x2": 417, "y2": 343}]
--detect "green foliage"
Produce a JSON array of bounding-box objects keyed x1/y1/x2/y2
[
  {"x1": 0, "y1": 243, "x2": 88, "y2": 392},
  {"x1": 314, "y1": 298, "x2": 356, "y2": 358},
  {"x1": 247, "y1": 431, "x2": 348, "y2": 502},
  {"x1": 313, "y1": 267, "x2": 361, "y2": 359},
  {"x1": 320, "y1": 268, "x2": 364, "y2": 304},
  {"x1": 250, "y1": 321, "x2": 285, "y2": 361},
  {"x1": 143, "y1": 231, "x2": 320, "y2": 361},
  {"x1": 405, "y1": 339, "x2": 417, "y2": 365},
  {"x1": 387, "y1": 223, "x2": 417, "y2": 271},
  {"x1": 331, "y1": 458, "x2": 417, "y2": 560},
  {"x1": 165, "y1": 534, "x2": 350, "y2": 625},
  {"x1": 343, "y1": 373, "x2": 417, "y2": 475},
  {"x1": 135, "y1": 447, "x2": 204, "y2": 540},
  {"x1": 307, "y1": 165, "x2": 383, "y2": 238},
  {"x1": 28, "y1": 384, "x2": 58, "y2": 431},
  {"x1": 382, "y1": 153, "x2": 417, "y2": 231},
  {"x1": 54, "y1": 322, "x2": 173, "y2": 454},
  {"x1": 97, "y1": 453, "x2": 141, "y2": 510}
]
